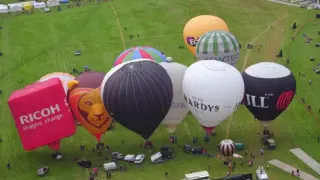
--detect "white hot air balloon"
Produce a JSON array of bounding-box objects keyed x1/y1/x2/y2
[
  {"x1": 183, "y1": 60, "x2": 244, "y2": 134},
  {"x1": 160, "y1": 62, "x2": 189, "y2": 133},
  {"x1": 39, "y1": 72, "x2": 75, "y2": 94}
]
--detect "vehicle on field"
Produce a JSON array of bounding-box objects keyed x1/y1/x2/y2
[
  {"x1": 234, "y1": 142, "x2": 244, "y2": 150},
  {"x1": 103, "y1": 162, "x2": 117, "y2": 171},
  {"x1": 261, "y1": 136, "x2": 276, "y2": 150},
  {"x1": 134, "y1": 154, "x2": 145, "y2": 164},
  {"x1": 160, "y1": 145, "x2": 174, "y2": 159},
  {"x1": 37, "y1": 167, "x2": 49, "y2": 177},
  {"x1": 111, "y1": 152, "x2": 124, "y2": 160},
  {"x1": 184, "y1": 144, "x2": 204, "y2": 155},
  {"x1": 256, "y1": 166, "x2": 268, "y2": 180},
  {"x1": 184, "y1": 171, "x2": 209, "y2": 180},
  {"x1": 124, "y1": 154, "x2": 136, "y2": 162},
  {"x1": 151, "y1": 152, "x2": 164, "y2": 164}
]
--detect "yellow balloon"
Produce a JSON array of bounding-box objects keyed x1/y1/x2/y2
[{"x1": 183, "y1": 15, "x2": 229, "y2": 56}]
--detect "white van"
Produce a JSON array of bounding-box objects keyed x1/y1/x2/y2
[
  {"x1": 103, "y1": 162, "x2": 117, "y2": 171},
  {"x1": 256, "y1": 166, "x2": 268, "y2": 180},
  {"x1": 184, "y1": 171, "x2": 209, "y2": 180}
]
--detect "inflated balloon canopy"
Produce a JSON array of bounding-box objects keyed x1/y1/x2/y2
[
  {"x1": 101, "y1": 60, "x2": 173, "y2": 139},
  {"x1": 242, "y1": 62, "x2": 296, "y2": 121},
  {"x1": 73, "y1": 71, "x2": 105, "y2": 89}
]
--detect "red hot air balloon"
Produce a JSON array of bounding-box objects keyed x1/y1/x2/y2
[
  {"x1": 101, "y1": 59, "x2": 173, "y2": 140},
  {"x1": 242, "y1": 62, "x2": 296, "y2": 123},
  {"x1": 8, "y1": 78, "x2": 76, "y2": 151}
]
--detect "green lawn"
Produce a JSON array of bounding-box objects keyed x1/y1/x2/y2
[{"x1": 0, "y1": 0, "x2": 320, "y2": 180}]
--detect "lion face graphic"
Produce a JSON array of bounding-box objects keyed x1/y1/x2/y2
[{"x1": 78, "y1": 88, "x2": 110, "y2": 129}]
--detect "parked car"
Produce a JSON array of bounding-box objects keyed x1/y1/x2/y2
[
  {"x1": 151, "y1": 152, "x2": 164, "y2": 164},
  {"x1": 184, "y1": 144, "x2": 204, "y2": 155},
  {"x1": 111, "y1": 152, "x2": 124, "y2": 160},
  {"x1": 134, "y1": 154, "x2": 145, "y2": 164},
  {"x1": 103, "y1": 162, "x2": 117, "y2": 171},
  {"x1": 124, "y1": 154, "x2": 136, "y2": 162},
  {"x1": 37, "y1": 167, "x2": 49, "y2": 177},
  {"x1": 160, "y1": 145, "x2": 174, "y2": 159},
  {"x1": 261, "y1": 136, "x2": 276, "y2": 150}
]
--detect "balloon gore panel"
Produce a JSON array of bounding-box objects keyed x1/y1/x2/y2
[
  {"x1": 242, "y1": 72, "x2": 296, "y2": 121},
  {"x1": 8, "y1": 78, "x2": 76, "y2": 150},
  {"x1": 102, "y1": 61, "x2": 173, "y2": 139}
]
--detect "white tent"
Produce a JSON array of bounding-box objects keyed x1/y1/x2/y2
[
  {"x1": 0, "y1": 4, "x2": 8, "y2": 13},
  {"x1": 8, "y1": 4, "x2": 22, "y2": 12},
  {"x1": 34, "y1": 2, "x2": 46, "y2": 9},
  {"x1": 47, "y1": 0, "x2": 60, "y2": 7}
]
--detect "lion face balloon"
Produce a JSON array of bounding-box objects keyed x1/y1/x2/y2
[{"x1": 68, "y1": 80, "x2": 111, "y2": 141}]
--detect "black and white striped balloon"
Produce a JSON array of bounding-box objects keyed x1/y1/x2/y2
[
  {"x1": 219, "y1": 139, "x2": 235, "y2": 158},
  {"x1": 100, "y1": 59, "x2": 173, "y2": 139}
]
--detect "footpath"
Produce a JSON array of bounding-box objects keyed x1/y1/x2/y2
[
  {"x1": 269, "y1": 159, "x2": 319, "y2": 180},
  {"x1": 267, "y1": 0, "x2": 302, "y2": 7}
]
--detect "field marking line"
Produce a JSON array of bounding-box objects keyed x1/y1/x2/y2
[
  {"x1": 241, "y1": 13, "x2": 289, "y2": 72},
  {"x1": 225, "y1": 13, "x2": 289, "y2": 139},
  {"x1": 110, "y1": 2, "x2": 126, "y2": 50}
]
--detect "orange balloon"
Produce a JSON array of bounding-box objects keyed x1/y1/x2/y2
[
  {"x1": 183, "y1": 15, "x2": 229, "y2": 56},
  {"x1": 68, "y1": 84, "x2": 112, "y2": 141}
]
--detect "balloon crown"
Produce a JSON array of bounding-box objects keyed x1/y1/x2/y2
[{"x1": 121, "y1": 61, "x2": 143, "y2": 72}]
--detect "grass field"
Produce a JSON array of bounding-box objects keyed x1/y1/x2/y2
[{"x1": 0, "y1": 0, "x2": 320, "y2": 179}]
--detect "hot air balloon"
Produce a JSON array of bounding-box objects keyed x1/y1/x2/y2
[
  {"x1": 114, "y1": 46, "x2": 167, "y2": 66},
  {"x1": 219, "y1": 139, "x2": 235, "y2": 158},
  {"x1": 8, "y1": 78, "x2": 76, "y2": 152},
  {"x1": 183, "y1": 15, "x2": 229, "y2": 56},
  {"x1": 68, "y1": 71, "x2": 112, "y2": 141},
  {"x1": 242, "y1": 62, "x2": 296, "y2": 123},
  {"x1": 160, "y1": 62, "x2": 189, "y2": 133},
  {"x1": 183, "y1": 60, "x2": 244, "y2": 134},
  {"x1": 39, "y1": 72, "x2": 75, "y2": 94},
  {"x1": 101, "y1": 59, "x2": 173, "y2": 139},
  {"x1": 196, "y1": 30, "x2": 240, "y2": 66}
]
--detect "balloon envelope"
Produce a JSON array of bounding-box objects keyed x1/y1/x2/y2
[
  {"x1": 74, "y1": 71, "x2": 105, "y2": 89},
  {"x1": 8, "y1": 78, "x2": 76, "y2": 151},
  {"x1": 196, "y1": 30, "x2": 240, "y2": 66},
  {"x1": 242, "y1": 62, "x2": 296, "y2": 122},
  {"x1": 68, "y1": 71, "x2": 111, "y2": 141},
  {"x1": 39, "y1": 72, "x2": 75, "y2": 94},
  {"x1": 160, "y1": 62, "x2": 189, "y2": 133},
  {"x1": 183, "y1": 60, "x2": 244, "y2": 133},
  {"x1": 101, "y1": 59, "x2": 173, "y2": 139},
  {"x1": 114, "y1": 46, "x2": 167, "y2": 66},
  {"x1": 183, "y1": 15, "x2": 229, "y2": 56},
  {"x1": 219, "y1": 139, "x2": 235, "y2": 158}
]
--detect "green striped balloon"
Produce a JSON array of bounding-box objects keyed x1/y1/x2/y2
[{"x1": 196, "y1": 30, "x2": 240, "y2": 66}]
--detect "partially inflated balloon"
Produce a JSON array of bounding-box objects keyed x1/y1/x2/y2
[
  {"x1": 183, "y1": 15, "x2": 229, "y2": 56},
  {"x1": 160, "y1": 62, "x2": 189, "y2": 133},
  {"x1": 114, "y1": 46, "x2": 167, "y2": 66},
  {"x1": 39, "y1": 72, "x2": 75, "y2": 94},
  {"x1": 68, "y1": 71, "x2": 112, "y2": 141},
  {"x1": 183, "y1": 60, "x2": 244, "y2": 133},
  {"x1": 196, "y1": 30, "x2": 240, "y2": 66},
  {"x1": 242, "y1": 62, "x2": 296, "y2": 122},
  {"x1": 101, "y1": 59, "x2": 173, "y2": 139},
  {"x1": 219, "y1": 139, "x2": 235, "y2": 158}
]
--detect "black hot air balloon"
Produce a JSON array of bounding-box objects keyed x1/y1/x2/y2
[
  {"x1": 242, "y1": 62, "x2": 296, "y2": 122},
  {"x1": 101, "y1": 59, "x2": 173, "y2": 139}
]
